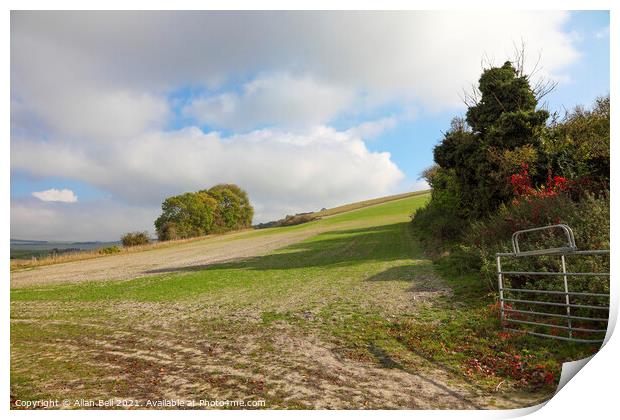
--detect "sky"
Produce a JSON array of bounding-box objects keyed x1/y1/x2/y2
[{"x1": 10, "y1": 10, "x2": 610, "y2": 241}]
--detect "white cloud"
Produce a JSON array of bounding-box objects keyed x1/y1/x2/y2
[
  {"x1": 11, "y1": 198, "x2": 158, "y2": 241},
  {"x1": 10, "y1": 11, "x2": 583, "y2": 239},
  {"x1": 346, "y1": 117, "x2": 398, "y2": 140},
  {"x1": 12, "y1": 85, "x2": 169, "y2": 143},
  {"x1": 32, "y1": 188, "x2": 78, "y2": 203},
  {"x1": 12, "y1": 11, "x2": 579, "y2": 116},
  {"x1": 411, "y1": 179, "x2": 430, "y2": 192},
  {"x1": 184, "y1": 74, "x2": 355, "y2": 130},
  {"x1": 13, "y1": 126, "x2": 404, "y2": 223}
]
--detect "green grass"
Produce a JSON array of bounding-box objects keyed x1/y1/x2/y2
[
  {"x1": 312, "y1": 190, "x2": 430, "y2": 218},
  {"x1": 385, "y1": 257, "x2": 599, "y2": 390},
  {"x1": 12, "y1": 195, "x2": 430, "y2": 303},
  {"x1": 11, "y1": 191, "x2": 593, "y2": 407}
]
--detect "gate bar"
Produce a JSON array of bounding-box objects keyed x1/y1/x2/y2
[
  {"x1": 497, "y1": 255, "x2": 505, "y2": 325},
  {"x1": 497, "y1": 249, "x2": 609, "y2": 257},
  {"x1": 502, "y1": 297, "x2": 609, "y2": 310},
  {"x1": 501, "y1": 288, "x2": 609, "y2": 297},
  {"x1": 505, "y1": 328, "x2": 604, "y2": 343},
  {"x1": 504, "y1": 318, "x2": 607, "y2": 333},
  {"x1": 499, "y1": 271, "x2": 609, "y2": 276},
  {"x1": 504, "y1": 308, "x2": 609, "y2": 322},
  {"x1": 561, "y1": 254, "x2": 573, "y2": 338},
  {"x1": 511, "y1": 224, "x2": 576, "y2": 254}
]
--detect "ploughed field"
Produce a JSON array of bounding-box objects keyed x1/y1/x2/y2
[{"x1": 10, "y1": 194, "x2": 552, "y2": 409}]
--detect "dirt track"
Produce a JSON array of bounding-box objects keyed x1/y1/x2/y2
[
  {"x1": 10, "y1": 299, "x2": 549, "y2": 409},
  {"x1": 10, "y1": 202, "x2": 552, "y2": 408},
  {"x1": 10, "y1": 228, "x2": 320, "y2": 289}
]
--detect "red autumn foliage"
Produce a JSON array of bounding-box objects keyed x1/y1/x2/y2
[
  {"x1": 510, "y1": 163, "x2": 534, "y2": 196},
  {"x1": 497, "y1": 331, "x2": 512, "y2": 341},
  {"x1": 509, "y1": 163, "x2": 570, "y2": 200}
]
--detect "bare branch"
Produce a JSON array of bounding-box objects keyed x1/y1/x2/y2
[
  {"x1": 510, "y1": 40, "x2": 557, "y2": 101},
  {"x1": 532, "y1": 78, "x2": 558, "y2": 101},
  {"x1": 460, "y1": 83, "x2": 480, "y2": 108}
]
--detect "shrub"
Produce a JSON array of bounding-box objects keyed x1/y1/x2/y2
[
  {"x1": 255, "y1": 213, "x2": 317, "y2": 229},
  {"x1": 156, "y1": 221, "x2": 179, "y2": 241},
  {"x1": 121, "y1": 231, "x2": 150, "y2": 247},
  {"x1": 463, "y1": 191, "x2": 609, "y2": 290},
  {"x1": 277, "y1": 213, "x2": 317, "y2": 227},
  {"x1": 99, "y1": 246, "x2": 121, "y2": 255},
  {"x1": 411, "y1": 166, "x2": 466, "y2": 252},
  {"x1": 542, "y1": 96, "x2": 609, "y2": 186}
]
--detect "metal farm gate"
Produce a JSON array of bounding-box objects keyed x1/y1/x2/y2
[{"x1": 497, "y1": 224, "x2": 610, "y2": 343}]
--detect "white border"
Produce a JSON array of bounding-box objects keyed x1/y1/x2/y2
[{"x1": 3, "y1": 1, "x2": 616, "y2": 418}]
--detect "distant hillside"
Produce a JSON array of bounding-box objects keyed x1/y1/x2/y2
[
  {"x1": 311, "y1": 190, "x2": 430, "y2": 218},
  {"x1": 10, "y1": 239, "x2": 120, "y2": 260},
  {"x1": 255, "y1": 190, "x2": 430, "y2": 229},
  {"x1": 10, "y1": 239, "x2": 113, "y2": 246},
  {"x1": 10, "y1": 239, "x2": 49, "y2": 245}
]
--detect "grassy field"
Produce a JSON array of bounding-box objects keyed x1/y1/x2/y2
[
  {"x1": 10, "y1": 193, "x2": 593, "y2": 409},
  {"x1": 10, "y1": 190, "x2": 429, "y2": 272},
  {"x1": 10, "y1": 232, "x2": 253, "y2": 272},
  {"x1": 311, "y1": 190, "x2": 430, "y2": 218}
]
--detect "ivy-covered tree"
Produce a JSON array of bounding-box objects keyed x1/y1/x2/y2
[{"x1": 433, "y1": 61, "x2": 549, "y2": 218}]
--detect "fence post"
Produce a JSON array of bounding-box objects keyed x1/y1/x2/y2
[{"x1": 561, "y1": 254, "x2": 573, "y2": 339}]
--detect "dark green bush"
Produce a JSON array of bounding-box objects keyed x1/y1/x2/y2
[
  {"x1": 542, "y1": 96, "x2": 609, "y2": 185},
  {"x1": 432, "y1": 62, "x2": 549, "y2": 220},
  {"x1": 121, "y1": 231, "x2": 150, "y2": 247},
  {"x1": 410, "y1": 166, "x2": 466, "y2": 251}
]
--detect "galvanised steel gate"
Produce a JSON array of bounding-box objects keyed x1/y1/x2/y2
[{"x1": 497, "y1": 224, "x2": 610, "y2": 343}]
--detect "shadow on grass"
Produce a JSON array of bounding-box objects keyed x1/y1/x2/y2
[
  {"x1": 367, "y1": 341, "x2": 544, "y2": 409},
  {"x1": 367, "y1": 343, "x2": 482, "y2": 409},
  {"x1": 145, "y1": 222, "x2": 422, "y2": 275}
]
